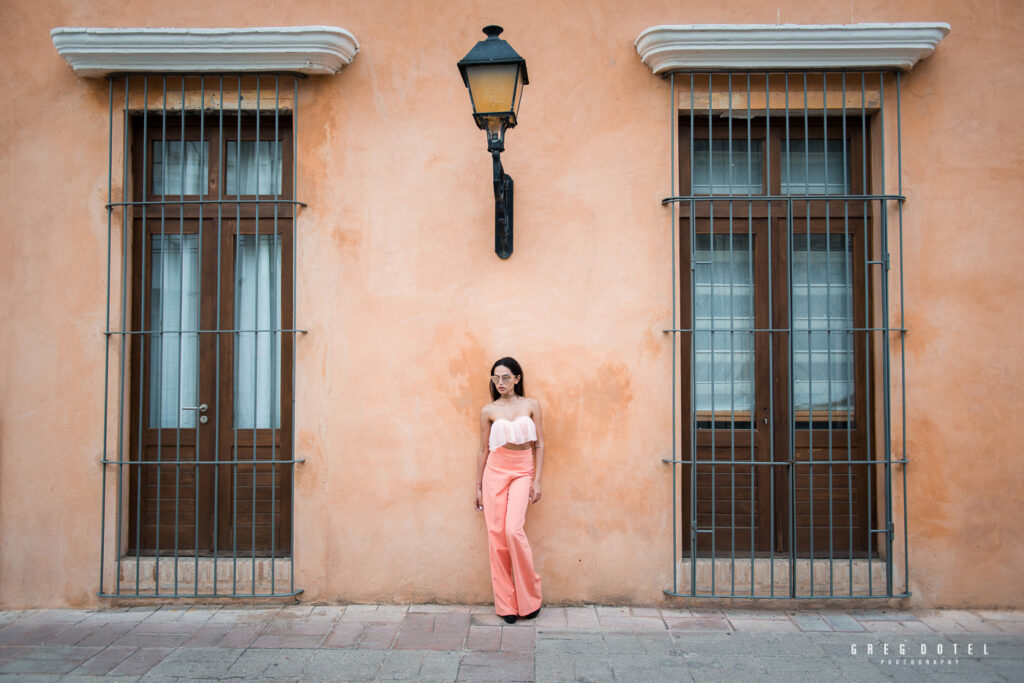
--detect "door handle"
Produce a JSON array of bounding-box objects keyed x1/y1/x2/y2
[{"x1": 183, "y1": 403, "x2": 209, "y2": 423}]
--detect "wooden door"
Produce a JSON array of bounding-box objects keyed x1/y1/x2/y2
[
  {"x1": 679, "y1": 115, "x2": 876, "y2": 559},
  {"x1": 128, "y1": 115, "x2": 293, "y2": 556},
  {"x1": 681, "y1": 217, "x2": 873, "y2": 557}
]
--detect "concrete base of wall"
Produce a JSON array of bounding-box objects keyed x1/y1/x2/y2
[
  {"x1": 112, "y1": 556, "x2": 295, "y2": 597},
  {"x1": 673, "y1": 557, "x2": 898, "y2": 597}
]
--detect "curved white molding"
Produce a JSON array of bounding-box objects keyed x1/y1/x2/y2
[
  {"x1": 51, "y1": 26, "x2": 359, "y2": 77},
  {"x1": 635, "y1": 23, "x2": 950, "y2": 73}
]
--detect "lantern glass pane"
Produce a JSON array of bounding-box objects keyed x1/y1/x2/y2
[
  {"x1": 466, "y1": 64, "x2": 518, "y2": 114},
  {"x1": 512, "y1": 68, "x2": 525, "y2": 119}
]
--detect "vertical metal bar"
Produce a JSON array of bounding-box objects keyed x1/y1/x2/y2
[
  {"x1": 134, "y1": 75, "x2": 150, "y2": 595},
  {"x1": 271, "y1": 74, "x2": 280, "y2": 594},
  {"x1": 250, "y1": 77, "x2": 262, "y2": 593},
  {"x1": 115, "y1": 75, "x2": 132, "y2": 596},
  {"x1": 213, "y1": 75, "x2": 225, "y2": 596},
  {"x1": 766, "y1": 71, "x2": 776, "y2": 597},
  {"x1": 727, "y1": 72, "x2": 736, "y2": 596},
  {"x1": 860, "y1": 71, "x2": 874, "y2": 595},
  {"x1": 174, "y1": 74, "x2": 186, "y2": 596},
  {"x1": 784, "y1": 72, "x2": 796, "y2": 597},
  {"x1": 802, "y1": 70, "x2": 814, "y2": 594},
  {"x1": 823, "y1": 71, "x2": 835, "y2": 596},
  {"x1": 252, "y1": 75, "x2": 262, "y2": 595},
  {"x1": 746, "y1": 71, "x2": 755, "y2": 596},
  {"x1": 100, "y1": 75, "x2": 112, "y2": 595},
  {"x1": 291, "y1": 74, "x2": 299, "y2": 595},
  {"x1": 878, "y1": 71, "x2": 894, "y2": 596},
  {"x1": 233, "y1": 75, "x2": 242, "y2": 595},
  {"x1": 707, "y1": 71, "x2": 716, "y2": 596},
  {"x1": 688, "y1": 72, "x2": 698, "y2": 597},
  {"x1": 195, "y1": 75, "x2": 205, "y2": 595},
  {"x1": 842, "y1": 71, "x2": 855, "y2": 595},
  {"x1": 669, "y1": 71, "x2": 677, "y2": 596},
  {"x1": 896, "y1": 69, "x2": 910, "y2": 596},
  {"x1": 154, "y1": 74, "x2": 170, "y2": 595}
]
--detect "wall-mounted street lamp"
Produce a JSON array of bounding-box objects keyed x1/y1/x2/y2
[{"x1": 457, "y1": 25, "x2": 529, "y2": 259}]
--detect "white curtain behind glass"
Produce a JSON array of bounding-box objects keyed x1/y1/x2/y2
[
  {"x1": 152, "y1": 141, "x2": 208, "y2": 196},
  {"x1": 694, "y1": 234, "x2": 754, "y2": 413},
  {"x1": 234, "y1": 235, "x2": 282, "y2": 429},
  {"x1": 226, "y1": 141, "x2": 282, "y2": 195},
  {"x1": 780, "y1": 139, "x2": 848, "y2": 195},
  {"x1": 692, "y1": 139, "x2": 764, "y2": 195},
  {"x1": 791, "y1": 234, "x2": 854, "y2": 412},
  {"x1": 149, "y1": 235, "x2": 199, "y2": 428}
]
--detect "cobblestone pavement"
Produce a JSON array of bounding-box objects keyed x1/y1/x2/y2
[{"x1": 0, "y1": 604, "x2": 1022, "y2": 681}]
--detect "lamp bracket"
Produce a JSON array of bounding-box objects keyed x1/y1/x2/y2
[{"x1": 492, "y1": 149, "x2": 513, "y2": 259}]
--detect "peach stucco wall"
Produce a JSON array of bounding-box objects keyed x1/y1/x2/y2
[{"x1": 1, "y1": 0, "x2": 1022, "y2": 609}]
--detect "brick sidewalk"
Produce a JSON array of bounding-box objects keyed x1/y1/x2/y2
[{"x1": 0, "y1": 604, "x2": 1021, "y2": 680}]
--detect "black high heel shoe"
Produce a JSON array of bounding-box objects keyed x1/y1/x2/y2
[
  {"x1": 522, "y1": 607, "x2": 541, "y2": 620},
  {"x1": 500, "y1": 614, "x2": 517, "y2": 624}
]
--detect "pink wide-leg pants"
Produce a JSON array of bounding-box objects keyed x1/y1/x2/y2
[{"x1": 482, "y1": 446, "x2": 543, "y2": 616}]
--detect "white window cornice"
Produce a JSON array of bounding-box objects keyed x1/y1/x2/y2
[
  {"x1": 51, "y1": 26, "x2": 359, "y2": 77},
  {"x1": 635, "y1": 23, "x2": 950, "y2": 74}
]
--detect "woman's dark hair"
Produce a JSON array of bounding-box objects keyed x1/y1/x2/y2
[{"x1": 489, "y1": 357, "x2": 525, "y2": 400}]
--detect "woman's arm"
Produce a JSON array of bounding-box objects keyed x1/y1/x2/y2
[
  {"x1": 476, "y1": 406, "x2": 491, "y2": 510},
  {"x1": 530, "y1": 399, "x2": 544, "y2": 503}
]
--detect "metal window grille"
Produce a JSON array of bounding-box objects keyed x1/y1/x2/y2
[
  {"x1": 99, "y1": 74, "x2": 305, "y2": 598},
  {"x1": 663, "y1": 72, "x2": 909, "y2": 598}
]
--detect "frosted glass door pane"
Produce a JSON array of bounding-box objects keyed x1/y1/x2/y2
[
  {"x1": 791, "y1": 234, "x2": 854, "y2": 411},
  {"x1": 694, "y1": 234, "x2": 754, "y2": 412},
  {"x1": 780, "y1": 139, "x2": 848, "y2": 195},
  {"x1": 152, "y1": 141, "x2": 208, "y2": 196},
  {"x1": 226, "y1": 141, "x2": 282, "y2": 195},
  {"x1": 234, "y1": 235, "x2": 282, "y2": 429},
  {"x1": 149, "y1": 235, "x2": 200, "y2": 428},
  {"x1": 692, "y1": 139, "x2": 763, "y2": 195}
]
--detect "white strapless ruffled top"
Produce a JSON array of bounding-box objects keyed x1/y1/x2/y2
[{"x1": 488, "y1": 415, "x2": 537, "y2": 451}]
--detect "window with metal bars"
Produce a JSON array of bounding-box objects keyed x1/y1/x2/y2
[
  {"x1": 664, "y1": 72, "x2": 908, "y2": 598},
  {"x1": 100, "y1": 74, "x2": 303, "y2": 598}
]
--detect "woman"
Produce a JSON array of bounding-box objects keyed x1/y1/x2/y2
[{"x1": 475, "y1": 357, "x2": 544, "y2": 624}]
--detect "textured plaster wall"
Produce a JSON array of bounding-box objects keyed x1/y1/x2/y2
[{"x1": 0, "y1": 0, "x2": 1021, "y2": 609}]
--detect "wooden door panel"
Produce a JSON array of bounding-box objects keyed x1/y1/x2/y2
[
  {"x1": 790, "y1": 445, "x2": 870, "y2": 554},
  {"x1": 133, "y1": 445, "x2": 199, "y2": 552},
  {"x1": 689, "y1": 447, "x2": 764, "y2": 554},
  {"x1": 213, "y1": 450, "x2": 293, "y2": 553},
  {"x1": 219, "y1": 456, "x2": 291, "y2": 555}
]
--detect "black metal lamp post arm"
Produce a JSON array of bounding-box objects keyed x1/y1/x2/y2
[{"x1": 491, "y1": 148, "x2": 514, "y2": 259}]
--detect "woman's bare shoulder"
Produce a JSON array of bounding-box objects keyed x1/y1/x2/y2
[{"x1": 527, "y1": 397, "x2": 542, "y2": 412}]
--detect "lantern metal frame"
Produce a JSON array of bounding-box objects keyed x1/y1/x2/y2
[{"x1": 457, "y1": 25, "x2": 529, "y2": 259}]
